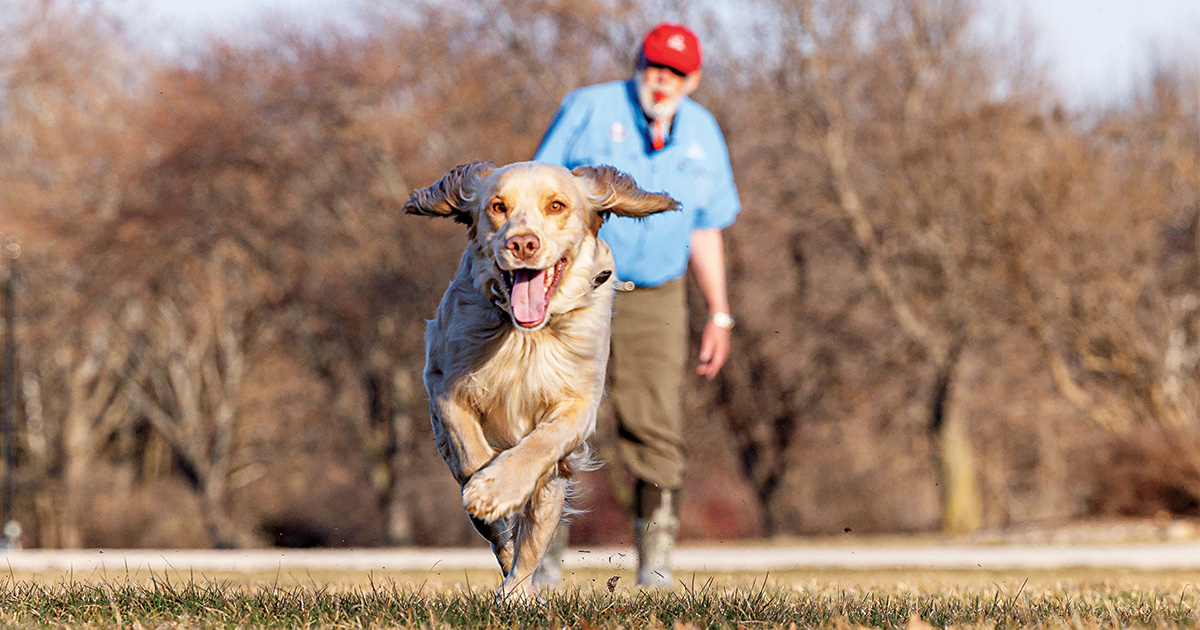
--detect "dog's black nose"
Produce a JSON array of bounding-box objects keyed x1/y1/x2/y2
[{"x1": 506, "y1": 234, "x2": 540, "y2": 260}]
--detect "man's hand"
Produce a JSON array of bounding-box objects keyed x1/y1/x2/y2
[
  {"x1": 690, "y1": 228, "x2": 733, "y2": 380},
  {"x1": 697, "y1": 320, "x2": 731, "y2": 379}
]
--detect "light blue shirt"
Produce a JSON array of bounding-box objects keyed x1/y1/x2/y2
[{"x1": 534, "y1": 80, "x2": 741, "y2": 288}]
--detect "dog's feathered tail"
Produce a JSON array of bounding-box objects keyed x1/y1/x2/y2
[{"x1": 556, "y1": 442, "x2": 601, "y2": 520}]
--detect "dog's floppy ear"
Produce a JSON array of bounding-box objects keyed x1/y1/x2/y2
[
  {"x1": 573, "y1": 165, "x2": 680, "y2": 219},
  {"x1": 404, "y1": 161, "x2": 496, "y2": 225}
]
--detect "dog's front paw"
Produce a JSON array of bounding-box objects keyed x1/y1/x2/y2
[{"x1": 463, "y1": 466, "x2": 530, "y2": 522}]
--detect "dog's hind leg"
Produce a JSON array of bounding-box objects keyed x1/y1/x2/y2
[
  {"x1": 470, "y1": 515, "x2": 515, "y2": 576},
  {"x1": 498, "y1": 475, "x2": 567, "y2": 599}
]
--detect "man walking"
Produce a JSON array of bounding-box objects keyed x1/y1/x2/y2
[{"x1": 533, "y1": 22, "x2": 741, "y2": 587}]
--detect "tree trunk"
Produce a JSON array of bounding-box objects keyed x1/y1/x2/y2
[
  {"x1": 198, "y1": 469, "x2": 248, "y2": 549},
  {"x1": 383, "y1": 368, "x2": 418, "y2": 545},
  {"x1": 61, "y1": 357, "x2": 97, "y2": 549},
  {"x1": 936, "y1": 412, "x2": 983, "y2": 534},
  {"x1": 928, "y1": 338, "x2": 981, "y2": 534},
  {"x1": 60, "y1": 413, "x2": 89, "y2": 549}
]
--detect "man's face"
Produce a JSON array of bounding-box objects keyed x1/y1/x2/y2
[{"x1": 635, "y1": 62, "x2": 700, "y2": 121}]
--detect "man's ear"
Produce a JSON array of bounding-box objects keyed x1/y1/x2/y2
[
  {"x1": 573, "y1": 165, "x2": 680, "y2": 219},
  {"x1": 682, "y1": 70, "x2": 701, "y2": 97},
  {"x1": 403, "y1": 161, "x2": 496, "y2": 225}
]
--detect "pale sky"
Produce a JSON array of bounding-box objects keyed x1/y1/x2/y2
[
  {"x1": 1013, "y1": 0, "x2": 1200, "y2": 106},
  {"x1": 123, "y1": 0, "x2": 345, "y2": 31},
  {"x1": 119, "y1": 0, "x2": 1200, "y2": 108}
]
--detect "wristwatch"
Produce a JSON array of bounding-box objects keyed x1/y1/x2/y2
[{"x1": 710, "y1": 312, "x2": 736, "y2": 330}]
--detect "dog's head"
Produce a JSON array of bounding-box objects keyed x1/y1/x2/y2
[{"x1": 405, "y1": 161, "x2": 679, "y2": 330}]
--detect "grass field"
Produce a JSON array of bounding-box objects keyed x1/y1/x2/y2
[{"x1": 2, "y1": 568, "x2": 1198, "y2": 629}]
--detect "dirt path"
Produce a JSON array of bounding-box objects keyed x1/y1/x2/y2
[{"x1": 4, "y1": 540, "x2": 1199, "y2": 574}]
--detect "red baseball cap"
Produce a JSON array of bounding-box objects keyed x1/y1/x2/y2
[{"x1": 641, "y1": 23, "x2": 702, "y2": 75}]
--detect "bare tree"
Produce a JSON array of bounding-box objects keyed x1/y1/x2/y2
[{"x1": 122, "y1": 245, "x2": 271, "y2": 548}]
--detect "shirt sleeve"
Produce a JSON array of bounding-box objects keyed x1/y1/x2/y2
[
  {"x1": 533, "y1": 90, "x2": 591, "y2": 168},
  {"x1": 694, "y1": 124, "x2": 741, "y2": 230}
]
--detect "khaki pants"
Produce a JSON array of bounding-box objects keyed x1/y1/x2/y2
[{"x1": 609, "y1": 278, "x2": 687, "y2": 490}]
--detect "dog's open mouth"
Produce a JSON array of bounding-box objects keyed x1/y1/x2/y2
[{"x1": 502, "y1": 257, "x2": 568, "y2": 329}]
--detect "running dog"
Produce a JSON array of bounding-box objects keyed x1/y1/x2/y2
[{"x1": 404, "y1": 161, "x2": 678, "y2": 597}]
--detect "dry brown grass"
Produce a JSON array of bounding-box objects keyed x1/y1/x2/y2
[{"x1": 2, "y1": 568, "x2": 1199, "y2": 629}]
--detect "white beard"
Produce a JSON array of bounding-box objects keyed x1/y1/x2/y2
[{"x1": 635, "y1": 74, "x2": 683, "y2": 121}]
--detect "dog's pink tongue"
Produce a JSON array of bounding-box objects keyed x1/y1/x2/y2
[{"x1": 511, "y1": 269, "x2": 548, "y2": 326}]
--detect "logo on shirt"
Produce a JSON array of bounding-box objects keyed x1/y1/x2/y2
[
  {"x1": 685, "y1": 142, "x2": 707, "y2": 161},
  {"x1": 608, "y1": 121, "x2": 628, "y2": 143}
]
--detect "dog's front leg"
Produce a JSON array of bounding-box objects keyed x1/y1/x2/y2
[
  {"x1": 431, "y1": 395, "x2": 515, "y2": 574},
  {"x1": 462, "y1": 397, "x2": 593, "y2": 523}
]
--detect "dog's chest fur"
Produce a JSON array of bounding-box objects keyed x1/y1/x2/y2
[{"x1": 465, "y1": 315, "x2": 609, "y2": 446}]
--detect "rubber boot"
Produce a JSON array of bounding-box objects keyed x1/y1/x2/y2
[
  {"x1": 531, "y1": 522, "x2": 569, "y2": 588},
  {"x1": 634, "y1": 482, "x2": 679, "y2": 587}
]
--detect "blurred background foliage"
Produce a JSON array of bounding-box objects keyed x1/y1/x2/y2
[{"x1": 0, "y1": 0, "x2": 1196, "y2": 548}]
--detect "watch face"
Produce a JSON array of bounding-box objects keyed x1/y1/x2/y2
[{"x1": 711, "y1": 312, "x2": 735, "y2": 329}]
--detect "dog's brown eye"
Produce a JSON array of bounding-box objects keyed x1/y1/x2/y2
[
  {"x1": 491, "y1": 201, "x2": 507, "y2": 215},
  {"x1": 547, "y1": 201, "x2": 565, "y2": 214}
]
